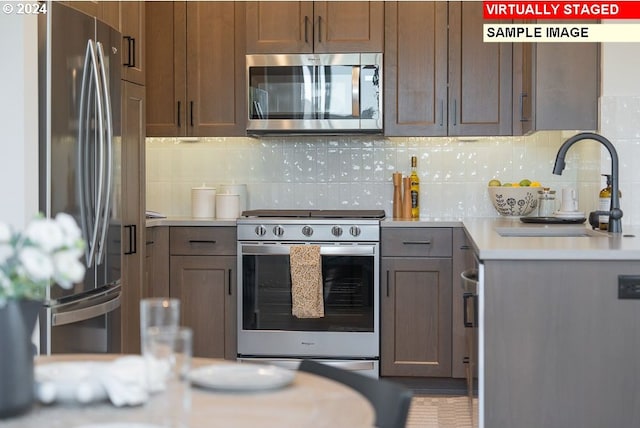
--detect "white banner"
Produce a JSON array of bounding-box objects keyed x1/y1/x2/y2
[{"x1": 483, "y1": 23, "x2": 640, "y2": 42}]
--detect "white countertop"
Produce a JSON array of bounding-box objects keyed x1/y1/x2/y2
[
  {"x1": 381, "y1": 218, "x2": 464, "y2": 228},
  {"x1": 146, "y1": 216, "x2": 237, "y2": 227},
  {"x1": 463, "y1": 217, "x2": 640, "y2": 261},
  {"x1": 146, "y1": 216, "x2": 640, "y2": 261}
]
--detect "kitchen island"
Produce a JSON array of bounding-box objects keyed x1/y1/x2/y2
[{"x1": 463, "y1": 218, "x2": 640, "y2": 428}]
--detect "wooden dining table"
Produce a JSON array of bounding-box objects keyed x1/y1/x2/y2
[{"x1": 2, "y1": 354, "x2": 375, "y2": 428}]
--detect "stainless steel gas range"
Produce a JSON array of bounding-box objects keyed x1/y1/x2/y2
[{"x1": 236, "y1": 209, "x2": 384, "y2": 377}]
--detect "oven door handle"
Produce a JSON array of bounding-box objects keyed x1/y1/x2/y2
[{"x1": 240, "y1": 245, "x2": 376, "y2": 256}]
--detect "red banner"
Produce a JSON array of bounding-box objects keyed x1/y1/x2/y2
[{"x1": 483, "y1": 1, "x2": 640, "y2": 19}]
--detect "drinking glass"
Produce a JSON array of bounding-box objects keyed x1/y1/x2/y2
[
  {"x1": 140, "y1": 298, "x2": 180, "y2": 349},
  {"x1": 145, "y1": 326, "x2": 193, "y2": 428}
]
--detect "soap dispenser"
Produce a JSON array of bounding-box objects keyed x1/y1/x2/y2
[{"x1": 598, "y1": 174, "x2": 621, "y2": 230}]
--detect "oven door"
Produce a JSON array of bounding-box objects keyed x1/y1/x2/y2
[{"x1": 237, "y1": 242, "x2": 379, "y2": 359}]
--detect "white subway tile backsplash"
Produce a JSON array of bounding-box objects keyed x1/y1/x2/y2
[{"x1": 146, "y1": 131, "x2": 614, "y2": 221}]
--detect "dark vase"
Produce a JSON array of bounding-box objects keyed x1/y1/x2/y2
[{"x1": 0, "y1": 299, "x2": 42, "y2": 419}]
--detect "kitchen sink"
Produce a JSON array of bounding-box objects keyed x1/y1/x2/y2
[{"x1": 495, "y1": 226, "x2": 609, "y2": 238}]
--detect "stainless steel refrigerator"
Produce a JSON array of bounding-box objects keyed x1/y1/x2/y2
[{"x1": 38, "y1": 2, "x2": 122, "y2": 354}]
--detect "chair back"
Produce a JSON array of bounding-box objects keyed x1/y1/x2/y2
[{"x1": 298, "y1": 359, "x2": 413, "y2": 428}]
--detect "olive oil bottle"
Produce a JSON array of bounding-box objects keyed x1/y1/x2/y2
[{"x1": 410, "y1": 156, "x2": 420, "y2": 218}]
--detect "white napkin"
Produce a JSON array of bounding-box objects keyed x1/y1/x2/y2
[
  {"x1": 99, "y1": 356, "x2": 150, "y2": 407},
  {"x1": 35, "y1": 356, "x2": 165, "y2": 407}
]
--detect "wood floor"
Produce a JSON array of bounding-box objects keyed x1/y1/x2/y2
[{"x1": 406, "y1": 395, "x2": 478, "y2": 428}]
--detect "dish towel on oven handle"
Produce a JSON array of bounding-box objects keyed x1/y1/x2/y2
[{"x1": 290, "y1": 244, "x2": 325, "y2": 318}]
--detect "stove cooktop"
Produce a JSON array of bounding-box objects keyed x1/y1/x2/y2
[{"x1": 241, "y1": 209, "x2": 386, "y2": 219}]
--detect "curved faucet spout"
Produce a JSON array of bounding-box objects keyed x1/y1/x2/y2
[{"x1": 552, "y1": 132, "x2": 622, "y2": 233}]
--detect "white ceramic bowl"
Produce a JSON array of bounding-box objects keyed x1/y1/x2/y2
[{"x1": 488, "y1": 186, "x2": 538, "y2": 217}]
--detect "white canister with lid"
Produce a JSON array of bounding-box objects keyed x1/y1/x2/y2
[
  {"x1": 191, "y1": 185, "x2": 216, "y2": 218},
  {"x1": 219, "y1": 184, "x2": 247, "y2": 214},
  {"x1": 216, "y1": 193, "x2": 240, "y2": 219}
]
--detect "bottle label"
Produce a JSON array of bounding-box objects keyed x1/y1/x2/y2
[{"x1": 599, "y1": 197, "x2": 610, "y2": 224}]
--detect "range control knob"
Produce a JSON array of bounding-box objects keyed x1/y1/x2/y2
[
  {"x1": 349, "y1": 226, "x2": 361, "y2": 237},
  {"x1": 273, "y1": 225, "x2": 285, "y2": 237},
  {"x1": 255, "y1": 225, "x2": 267, "y2": 237},
  {"x1": 331, "y1": 226, "x2": 343, "y2": 237},
  {"x1": 302, "y1": 225, "x2": 314, "y2": 237}
]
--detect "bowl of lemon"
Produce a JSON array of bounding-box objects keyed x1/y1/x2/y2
[{"x1": 487, "y1": 179, "x2": 542, "y2": 217}]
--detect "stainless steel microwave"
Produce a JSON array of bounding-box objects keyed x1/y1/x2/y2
[{"x1": 246, "y1": 53, "x2": 382, "y2": 134}]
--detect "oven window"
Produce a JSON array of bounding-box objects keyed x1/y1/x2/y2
[{"x1": 242, "y1": 254, "x2": 374, "y2": 332}]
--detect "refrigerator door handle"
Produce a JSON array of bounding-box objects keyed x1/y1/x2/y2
[
  {"x1": 51, "y1": 292, "x2": 121, "y2": 326},
  {"x1": 77, "y1": 39, "x2": 94, "y2": 265},
  {"x1": 84, "y1": 39, "x2": 106, "y2": 269},
  {"x1": 95, "y1": 41, "x2": 114, "y2": 265}
]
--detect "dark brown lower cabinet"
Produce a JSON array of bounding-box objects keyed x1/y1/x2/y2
[
  {"x1": 381, "y1": 257, "x2": 453, "y2": 377},
  {"x1": 169, "y1": 254, "x2": 236, "y2": 360}
]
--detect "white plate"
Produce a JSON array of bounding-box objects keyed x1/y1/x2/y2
[{"x1": 188, "y1": 363, "x2": 295, "y2": 392}]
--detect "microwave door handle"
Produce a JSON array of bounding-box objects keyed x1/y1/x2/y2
[
  {"x1": 315, "y1": 65, "x2": 321, "y2": 119},
  {"x1": 352, "y1": 66, "x2": 360, "y2": 118}
]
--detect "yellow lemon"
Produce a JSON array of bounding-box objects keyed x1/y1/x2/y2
[
  {"x1": 512, "y1": 183, "x2": 521, "y2": 187},
  {"x1": 530, "y1": 181, "x2": 542, "y2": 187}
]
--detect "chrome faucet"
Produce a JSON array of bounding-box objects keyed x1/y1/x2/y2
[{"x1": 552, "y1": 132, "x2": 623, "y2": 233}]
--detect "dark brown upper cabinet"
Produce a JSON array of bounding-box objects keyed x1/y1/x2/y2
[
  {"x1": 385, "y1": 1, "x2": 513, "y2": 137},
  {"x1": 513, "y1": 26, "x2": 599, "y2": 134},
  {"x1": 246, "y1": 1, "x2": 383, "y2": 54},
  {"x1": 146, "y1": 1, "x2": 246, "y2": 137}
]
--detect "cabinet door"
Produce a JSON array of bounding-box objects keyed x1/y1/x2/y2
[
  {"x1": 145, "y1": 1, "x2": 186, "y2": 137},
  {"x1": 313, "y1": 1, "x2": 384, "y2": 53},
  {"x1": 121, "y1": 1, "x2": 145, "y2": 85},
  {"x1": 381, "y1": 257, "x2": 453, "y2": 377},
  {"x1": 121, "y1": 81, "x2": 146, "y2": 354},
  {"x1": 60, "y1": 1, "x2": 100, "y2": 17},
  {"x1": 384, "y1": 1, "x2": 447, "y2": 136},
  {"x1": 448, "y1": 2, "x2": 512, "y2": 136},
  {"x1": 170, "y1": 256, "x2": 237, "y2": 359},
  {"x1": 514, "y1": 35, "x2": 599, "y2": 134},
  {"x1": 145, "y1": 226, "x2": 170, "y2": 299},
  {"x1": 186, "y1": 2, "x2": 246, "y2": 136},
  {"x1": 99, "y1": 1, "x2": 120, "y2": 30},
  {"x1": 451, "y1": 228, "x2": 477, "y2": 379},
  {"x1": 246, "y1": 1, "x2": 313, "y2": 53}
]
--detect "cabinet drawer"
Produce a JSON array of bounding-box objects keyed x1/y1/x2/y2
[
  {"x1": 170, "y1": 227, "x2": 236, "y2": 256},
  {"x1": 381, "y1": 228, "x2": 452, "y2": 257}
]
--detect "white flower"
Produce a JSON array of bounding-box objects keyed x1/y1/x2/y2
[
  {"x1": 0, "y1": 213, "x2": 86, "y2": 305},
  {"x1": 53, "y1": 250, "x2": 85, "y2": 289},
  {"x1": 55, "y1": 212, "x2": 83, "y2": 247},
  {"x1": 0, "y1": 243, "x2": 13, "y2": 265},
  {"x1": 18, "y1": 246, "x2": 55, "y2": 282},
  {"x1": 24, "y1": 217, "x2": 65, "y2": 253}
]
